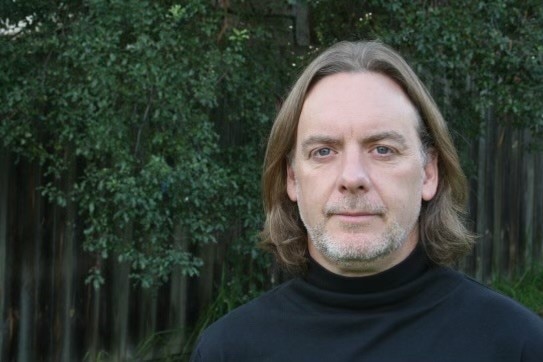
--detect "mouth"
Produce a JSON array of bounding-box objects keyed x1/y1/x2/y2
[
  {"x1": 336, "y1": 211, "x2": 377, "y2": 216},
  {"x1": 331, "y1": 211, "x2": 382, "y2": 222}
]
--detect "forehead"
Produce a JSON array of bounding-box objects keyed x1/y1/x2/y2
[{"x1": 298, "y1": 72, "x2": 420, "y2": 139}]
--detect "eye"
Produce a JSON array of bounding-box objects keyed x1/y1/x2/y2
[
  {"x1": 311, "y1": 147, "x2": 333, "y2": 158},
  {"x1": 374, "y1": 146, "x2": 393, "y2": 155},
  {"x1": 317, "y1": 148, "x2": 331, "y2": 156}
]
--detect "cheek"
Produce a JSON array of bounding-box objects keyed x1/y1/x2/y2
[
  {"x1": 377, "y1": 166, "x2": 424, "y2": 207},
  {"x1": 295, "y1": 176, "x2": 329, "y2": 212}
]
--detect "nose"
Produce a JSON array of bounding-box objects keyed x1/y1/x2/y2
[{"x1": 338, "y1": 149, "x2": 371, "y2": 193}]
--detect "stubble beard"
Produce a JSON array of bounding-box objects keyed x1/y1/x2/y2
[
  {"x1": 299, "y1": 195, "x2": 418, "y2": 267},
  {"x1": 306, "y1": 218, "x2": 410, "y2": 266}
]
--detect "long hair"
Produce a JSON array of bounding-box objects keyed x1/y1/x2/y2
[{"x1": 261, "y1": 41, "x2": 474, "y2": 273}]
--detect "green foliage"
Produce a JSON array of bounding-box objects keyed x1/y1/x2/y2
[
  {"x1": 3, "y1": 0, "x2": 542, "y2": 302},
  {"x1": 492, "y1": 264, "x2": 543, "y2": 316},
  {"x1": 0, "y1": 0, "x2": 289, "y2": 288}
]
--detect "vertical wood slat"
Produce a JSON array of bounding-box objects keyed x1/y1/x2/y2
[
  {"x1": 521, "y1": 130, "x2": 534, "y2": 269},
  {"x1": 197, "y1": 243, "x2": 216, "y2": 319},
  {"x1": 533, "y1": 152, "x2": 543, "y2": 262},
  {"x1": 8, "y1": 157, "x2": 29, "y2": 361},
  {"x1": 473, "y1": 117, "x2": 485, "y2": 279},
  {"x1": 51, "y1": 148, "x2": 77, "y2": 361},
  {"x1": 112, "y1": 227, "x2": 132, "y2": 361},
  {"x1": 165, "y1": 225, "x2": 190, "y2": 357},
  {"x1": 52, "y1": 171, "x2": 62, "y2": 360},
  {"x1": 32, "y1": 162, "x2": 45, "y2": 359},
  {"x1": 0, "y1": 148, "x2": 9, "y2": 358},
  {"x1": 135, "y1": 286, "x2": 159, "y2": 360},
  {"x1": 4, "y1": 154, "x2": 16, "y2": 361},
  {"x1": 17, "y1": 159, "x2": 44, "y2": 361},
  {"x1": 87, "y1": 282, "x2": 101, "y2": 361},
  {"x1": 508, "y1": 129, "x2": 519, "y2": 275},
  {"x1": 475, "y1": 110, "x2": 492, "y2": 281},
  {"x1": 534, "y1": 152, "x2": 543, "y2": 262},
  {"x1": 112, "y1": 261, "x2": 130, "y2": 360},
  {"x1": 63, "y1": 147, "x2": 77, "y2": 362},
  {"x1": 492, "y1": 125, "x2": 505, "y2": 279}
]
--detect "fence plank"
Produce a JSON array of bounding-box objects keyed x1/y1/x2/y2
[
  {"x1": 533, "y1": 152, "x2": 543, "y2": 262},
  {"x1": 0, "y1": 148, "x2": 8, "y2": 358},
  {"x1": 509, "y1": 129, "x2": 521, "y2": 275},
  {"x1": 522, "y1": 130, "x2": 534, "y2": 268}
]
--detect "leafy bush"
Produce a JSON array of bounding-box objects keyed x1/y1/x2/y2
[{"x1": 0, "y1": 0, "x2": 291, "y2": 288}]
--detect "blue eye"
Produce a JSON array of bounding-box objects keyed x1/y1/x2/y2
[
  {"x1": 375, "y1": 146, "x2": 391, "y2": 154},
  {"x1": 316, "y1": 148, "x2": 331, "y2": 157}
]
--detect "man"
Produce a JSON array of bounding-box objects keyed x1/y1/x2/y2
[{"x1": 190, "y1": 41, "x2": 543, "y2": 361}]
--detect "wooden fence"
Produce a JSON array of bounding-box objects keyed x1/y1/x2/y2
[
  {"x1": 1, "y1": 121, "x2": 542, "y2": 360},
  {"x1": 462, "y1": 122, "x2": 543, "y2": 281},
  {"x1": 0, "y1": 149, "x2": 191, "y2": 361}
]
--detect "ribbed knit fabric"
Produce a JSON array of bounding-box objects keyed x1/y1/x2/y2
[{"x1": 190, "y1": 248, "x2": 543, "y2": 361}]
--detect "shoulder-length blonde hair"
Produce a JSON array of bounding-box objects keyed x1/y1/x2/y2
[{"x1": 261, "y1": 41, "x2": 474, "y2": 273}]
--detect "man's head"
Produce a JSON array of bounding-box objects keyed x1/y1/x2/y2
[{"x1": 261, "y1": 41, "x2": 474, "y2": 274}]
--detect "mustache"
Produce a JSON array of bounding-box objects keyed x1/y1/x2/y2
[{"x1": 324, "y1": 197, "x2": 387, "y2": 216}]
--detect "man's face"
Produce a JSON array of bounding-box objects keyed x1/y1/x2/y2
[{"x1": 286, "y1": 72, "x2": 438, "y2": 276}]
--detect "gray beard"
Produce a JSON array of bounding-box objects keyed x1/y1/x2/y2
[
  {"x1": 306, "y1": 218, "x2": 410, "y2": 266},
  {"x1": 298, "y1": 193, "x2": 417, "y2": 267}
]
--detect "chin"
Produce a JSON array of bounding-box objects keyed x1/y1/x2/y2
[{"x1": 315, "y1": 232, "x2": 406, "y2": 262}]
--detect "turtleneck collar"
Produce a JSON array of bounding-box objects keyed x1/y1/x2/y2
[{"x1": 304, "y1": 246, "x2": 432, "y2": 294}]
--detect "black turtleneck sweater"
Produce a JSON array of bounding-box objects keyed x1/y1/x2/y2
[{"x1": 190, "y1": 248, "x2": 543, "y2": 361}]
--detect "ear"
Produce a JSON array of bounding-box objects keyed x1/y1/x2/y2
[
  {"x1": 286, "y1": 162, "x2": 298, "y2": 202},
  {"x1": 421, "y1": 150, "x2": 439, "y2": 201}
]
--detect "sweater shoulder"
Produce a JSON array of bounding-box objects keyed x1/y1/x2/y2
[
  {"x1": 447, "y1": 269, "x2": 543, "y2": 332},
  {"x1": 460, "y1": 272, "x2": 540, "y2": 315},
  {"x1": 206, "y1": 279, "x2": 296, "y2": 329},
  {"x1": 189, "y1": 280, "x2": 297, "y2": 361}
]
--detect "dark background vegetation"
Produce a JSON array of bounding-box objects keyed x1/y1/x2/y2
[{"x1": 1, "y1": 0, "x2": 542, "y2": 360}]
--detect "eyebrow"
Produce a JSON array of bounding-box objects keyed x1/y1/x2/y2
[
  {"x1": 300, "y1": 135, "x2": 342, "y2": 153},
  {"x1": 362, "y1": 131, "x2": 408, "y2": 148}
]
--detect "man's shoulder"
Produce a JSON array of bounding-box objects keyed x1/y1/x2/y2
[
  {"x1": 449, "y1": 269, "x2": 543, "y2": 329},
  {"x1": 422, "y1": 267, "x2": 543, "y2": 360},
  {"x1": 190, "y1": 279, "x2": 298, "y2": 361},
  {"x1": 211, "y1": 278, "x2": 298, "y2": 327}
]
